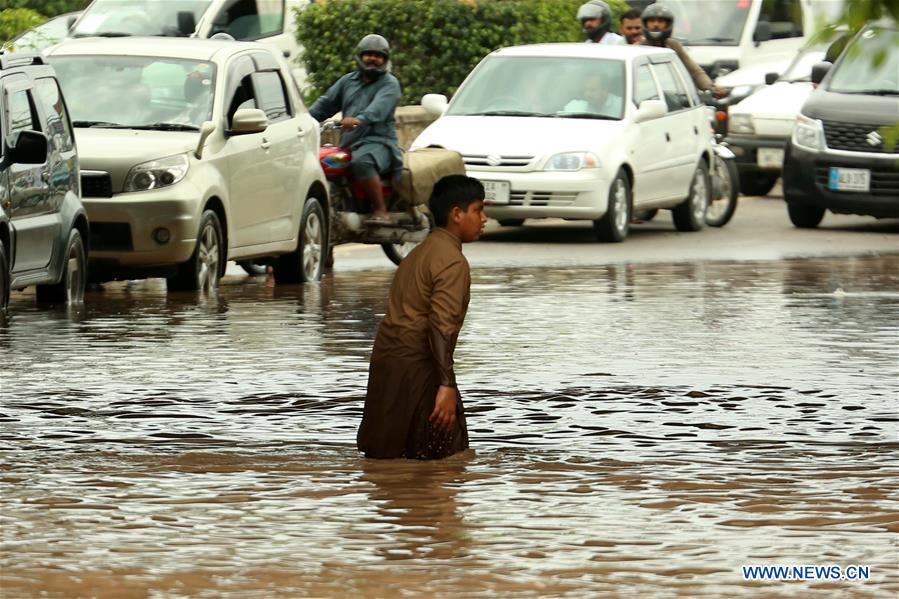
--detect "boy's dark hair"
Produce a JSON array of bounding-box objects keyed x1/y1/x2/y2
[
  {"x1": 428, "y1": 175, "x2": 485, "y2": 226},
  {"x1": 621, "y1": 8, "x2": 642, "y2": 20}
]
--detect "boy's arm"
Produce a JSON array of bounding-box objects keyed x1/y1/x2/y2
[{"x1": 427, "y1": 258, "x2": 470, "y2": 388}]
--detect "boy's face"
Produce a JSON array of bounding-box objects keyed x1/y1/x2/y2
[{"x1": 450, "y1": 200, "x2": 487, "y2": 242}]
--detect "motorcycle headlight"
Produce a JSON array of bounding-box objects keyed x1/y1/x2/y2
[
  {"x1": 792, "y1": 113, "x2": 825, "y2": 151},
  {"x1": 543, "y1": 152, "x2": 600, "y2": 171},
  {"x1": 729, "y1": 113, "x2": 755, "y2": 135},
  {"x1": 124, "y1": 154, "x2": 190, "y2": 192}
]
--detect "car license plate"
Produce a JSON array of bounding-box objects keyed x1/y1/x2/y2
[
  {"x1": 482, "y1": 180, "x2": 510, "y2": 205},
  {"x1": 828, "y1": 167, "x2": 870, "y2": 192},
  {"x1": 757, "y1": 147, "x2": 784, "y2": 169}
]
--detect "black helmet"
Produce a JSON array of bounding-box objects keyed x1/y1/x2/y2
[
  {"x1": 641, "y1": 3, "x2": 674, "y2": 44},
  {"x1": 355, "y1": 34, "x2": 391, "y2": 77},
  {"x1": 576, "y1": 0, "x2": 612, "y2": 42}
]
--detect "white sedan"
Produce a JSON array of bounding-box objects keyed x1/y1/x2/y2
[{"x1": 413, "y1": 43, "x2": 713, "y2": 242}]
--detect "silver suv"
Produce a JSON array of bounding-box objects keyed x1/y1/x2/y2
[
  {"x1": 0, "y1": 53, "x2": 88, "y2": 312},
  {"x1": 47, "y1": 37, "x2": 328, "y2": 290}
]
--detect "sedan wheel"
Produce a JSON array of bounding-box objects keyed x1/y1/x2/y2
[
  {"x1": 672, "y1": 161, "x2": 709, "y2": 232},
  {"x1": 593, "y1": 169, "x2": 631, "y2": 243}
]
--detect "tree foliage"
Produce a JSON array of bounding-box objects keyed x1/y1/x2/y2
[
  {"x1": 0, "y1": 7, "x2": 43, "y2": 43},
  {"x1": 0, "y1": 0, "x2": 89, "y2": 18},
  {"x1": 296, "y1": 0, "x2": 629, "y2": 105}
]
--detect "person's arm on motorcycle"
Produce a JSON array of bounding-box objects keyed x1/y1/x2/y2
[
  {"x1": 354, "y1": 77, "x2": 402, "y2": 128},
  {"x1": 668, "y1": 39, "x2": 725, "y2": 97},
  {"x1": 308, "y1": 76, "x2": 346, "y2": 122}
]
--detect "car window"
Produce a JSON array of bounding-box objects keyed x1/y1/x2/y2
[
  {"x1": 227, "y1": 74, "x2": 257, "y2": 125},
  {"x1": 760, "y1": 0, "x2": 803, "y2": 40},
  {"x1": 6, "y1": 88, "x2": 37, "y2": 143},
  {"x1": 827, "y1": 27, "x2": 899, "y2": 95},
  {"x1": 211, "y1": 0, "x2": 284, "y2": 40},
  {"x1": 651, "y1": 61, "x2": 691, "y2": 112},
  {"x1": 252, "y1": 71, "x2": 290, "y2": 122},
  {"x1": 448, "y1": 56, "x2": 625, "y2": 120},
  {"x1": 633, "y1": 64, "x2": 660, "y2": 107},
  {"x1": 72, "y1": 0, "x2": 213, "y2": 37},
  {"x1": 33, "y1": 78, "x2": 75, "y2": 153}
]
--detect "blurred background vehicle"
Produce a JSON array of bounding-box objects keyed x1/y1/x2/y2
[
  {"x1": 1, "y1": 11, "x2": 81, "y2": 54},
  {"x1": 782, "y1": 22, "x2": 899, "y2": 228}
]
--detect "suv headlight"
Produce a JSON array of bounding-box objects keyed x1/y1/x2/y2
[
  {"x1": 543, "y1": 152, "x2": 600, "y2": 171},
  {"x1": 792, "y1": 114, "x2": 825, "y2": 151},
  {"x1": 729, "y1": 113, "x2": 755, "y2": 135},
  {"x1": 124, "y1": 154, "x2": 190, "y2": 192}
]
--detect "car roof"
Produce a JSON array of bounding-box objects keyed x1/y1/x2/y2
[
  {"x1": 44, "y1": 36, "x2": 266, "y2": 62},
  {"x1": 489, "y1": 43, "x2": 673, "y2": 60}
]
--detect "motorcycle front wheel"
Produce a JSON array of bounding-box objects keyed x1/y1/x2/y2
[{"x1": 706, "y1": 154, "x2": 739, "y2": 227}]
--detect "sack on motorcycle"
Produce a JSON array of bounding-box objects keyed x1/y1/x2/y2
[{"x1": 395, "y1": 148, "x2": 466, "y2": 206}]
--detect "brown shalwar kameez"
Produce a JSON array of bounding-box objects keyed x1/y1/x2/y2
[{"x1": 358, "y1": 228, "x2": 470, "y2": 459}]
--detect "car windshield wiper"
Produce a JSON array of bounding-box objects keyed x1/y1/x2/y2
[
  {"x1": 467, "y1": 110, "x2": 548, "y2": 117},
  {"x1": 72, "y1": 120, "x2": 126, "y2": 128},
  {"x1": 683, "y1": 37, "x2": 736, "y2": 44},
  {"x1": 554, "y1": 112, "x2": 618, "y2": 120},
  {"x1": 839, "y1": 89, "x2": 899, "y2": 96},
  {"x1": 129, "y1": 123, "x2": 200, "y2": 131},
  {"x1": 72, "y1": 31, "x2": 133, "y2": 38}
]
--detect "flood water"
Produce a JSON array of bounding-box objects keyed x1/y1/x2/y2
[{"x1": 1, "y1": 256, "x2": 897, "y2": 598}]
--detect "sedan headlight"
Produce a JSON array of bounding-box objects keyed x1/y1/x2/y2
[
  {"x1": 729, "y1": 113, "x2": 755, "y2": 135},
  {"x1": 124, "y1": 154, "x2": 190, "y2": 192},
  {"x1": 792, "y1": 113, "x2": 825, "y2": 151},
  {"x1": 543, "y1": 152, "x2": 600, "y2": 171}
]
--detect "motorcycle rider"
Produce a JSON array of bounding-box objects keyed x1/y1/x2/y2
[
  {"x1": 640, "y1": 3, "x2": 724, "y2": 96},
  {"x1": 577, "y1": 0, "x2": 623, "y2": 45},
  {"x1": 309, "y1": 34, "x2": 402, "y2": 224}
]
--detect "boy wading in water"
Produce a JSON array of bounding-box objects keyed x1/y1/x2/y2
[{"x1": 358, "y1": 175, "x2": 487, "y2": 459}]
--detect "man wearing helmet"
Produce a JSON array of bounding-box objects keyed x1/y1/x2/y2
[
  {"x1": 640, "y1": 3, "x2": 722, "y2": 95},
  {"x1": 577, "y1": 0, "x2": 624, "y2": 45},
  {"x1": 310, "y1": 34, "x2": 402, "y2": 223}
]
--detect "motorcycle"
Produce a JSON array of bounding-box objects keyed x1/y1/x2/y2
[
  {"x1": 703, "y1": 94, "x2": 740, "y2": 227},
  {"x1": 319, "y1": 121, "x2": 433, "y2": 266}
]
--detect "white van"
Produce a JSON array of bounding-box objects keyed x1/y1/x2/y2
[
  {"x1": 666, "y1": 0, "x2": 841, "y2": 79},
  {"x1": 69, "y1": 0, "x2": 309, "y2": 87}
]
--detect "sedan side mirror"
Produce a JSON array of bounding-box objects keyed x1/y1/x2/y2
[
  {"x1": 229, "y1": 108, "x2": 268, "y2": 135},
  {"x1": 811, "y1": 62, "x2": 831, "y2": 85},
  {"x1": 764, "y1": 72, "x2": 779, "y2": 85},
  {"x1": 634, "y1": 99, "x2": 667, "y2": 123},
  {"x1": 421, "y1": 93, "x2": 448, "y2": 117},
  {"x1": 7, "y1": 130, "x2": 48, "y2": 165}
]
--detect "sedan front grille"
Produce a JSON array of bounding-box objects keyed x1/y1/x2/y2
[
  {"x1": 81, "y1": 172, "x2": 113, "y2": 198},
  {"x1": 508, "y1": 191, "x2": 577, "y2": 207},
  {"x1": 823, "y1": 120, "x2": 899, "y2": 154},
  {"x1": 463, "y1": 154, "x2": 534, "y2": 168}
]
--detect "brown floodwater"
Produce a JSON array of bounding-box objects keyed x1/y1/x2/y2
[{"x1": 1, "y1": 256, "x2": 897, "y2": 598}]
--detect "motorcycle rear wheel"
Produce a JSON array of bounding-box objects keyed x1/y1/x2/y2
[
  {"x1": 706, "y1": 154, "x2": 739, "y2": 227},
  {"x1": 382, "y1": 211, "x2": 434, "y2": 266}
]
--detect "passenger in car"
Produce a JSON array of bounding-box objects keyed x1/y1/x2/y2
[
  {"x1": 562, "y1": 72, "x2": 623, "y2": 117},
  {"x1": 358, "y1": 175, "x2": 487, "y2": 460}
]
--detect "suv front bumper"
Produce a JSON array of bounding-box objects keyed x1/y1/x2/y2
[
  {"x1": 85, "y1": 183, "x2": 205, "y2": 267},
  {"x1": 782, "y1": 144, "x2": 899, "y2": 218}
]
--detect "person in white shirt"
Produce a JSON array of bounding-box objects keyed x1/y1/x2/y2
[
  {"x1": 563, "y1": 73, "x2": 623, "y2": 118},
  {"x1": 577, "y1": 0, "x2": 624, "y2": 45}
]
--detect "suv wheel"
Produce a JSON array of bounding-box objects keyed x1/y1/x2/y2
[
  {"x1": 787, "y1": 203, "x2": 826, "y2": 229},
  {"x1": 0, "y1": 241, "x2": 9, "y2": 311},
  {"x1": 594, "y1": 169, "x2": 631, "y2": 242},
  {"x1": 673, "y1": 161, "x2": 710, "y2": 232},
  {"x1": 36, "y1": 228, "x2": 87, "y2": 304},
  {"x1": 275, "y1": 197, "x2": 325, "y2": 283},
  {"x1": 168, "y1": 210, "x2": 224, "y2": 292}
]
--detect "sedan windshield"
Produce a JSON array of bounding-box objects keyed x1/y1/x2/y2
[
  {"x1": 448, "y1": 56, "x2": 625, "y2": 120},
  {"x1": 72, "y1": 0, "x2": 212, "y2": 37},
  {"x1": 828, "y1": 28, "x2": 899, "y2": 95},
  {"x1": 781, "y1": 48, "x2": 826, "y2": 82},
  {"x1": 668, "y1": 0, "x2": 751, "y2": 46},
  {"x1": 51, "y1": 55, "x2": 216, "y2": 129}
]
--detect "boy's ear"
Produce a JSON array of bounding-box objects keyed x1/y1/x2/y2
[{"x1": 449, "y1": 205, "x2": 464, "y2": 222}]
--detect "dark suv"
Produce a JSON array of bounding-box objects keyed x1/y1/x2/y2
[
  {"x1": 782, "y1": 23, "x2": 899, "y2": 228},
  {"x1": 0, "y1": 53, "x2": 87, "y2": 311}
]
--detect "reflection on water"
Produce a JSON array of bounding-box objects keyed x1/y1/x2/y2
[{"x1": 1, "y1": 257, "x2": 897, "y2": 597}]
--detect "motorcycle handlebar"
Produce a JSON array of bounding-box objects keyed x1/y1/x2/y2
[{"x1": 320, "y1": 120, "x2": 341, "y2": 133}]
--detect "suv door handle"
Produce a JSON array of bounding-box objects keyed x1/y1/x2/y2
[
  {"x1": 665, "y1": 133, "x2": 671, "y2": 142},
  {"x1": 260, "y1": 138, "x2": 271, "y2": 150}
]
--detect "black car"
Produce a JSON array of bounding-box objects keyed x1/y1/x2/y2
[
  {"x1": 0, "y1": 53, "x2": 87, "y2": 311},
  {"x1": 782, "y1": 23, "x2": 899, "y2": 228}
]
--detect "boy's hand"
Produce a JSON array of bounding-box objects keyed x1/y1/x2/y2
[{"x1": 429, "y1": 385, "x2": 458, "y2": 430}]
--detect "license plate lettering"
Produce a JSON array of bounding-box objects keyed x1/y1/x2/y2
[
  {"x1": 482, "y1": 180, "x2": 510, "y2": 205},
  {"x1": 828, "y1": 167, "x2": 870, "y2": 192}
]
